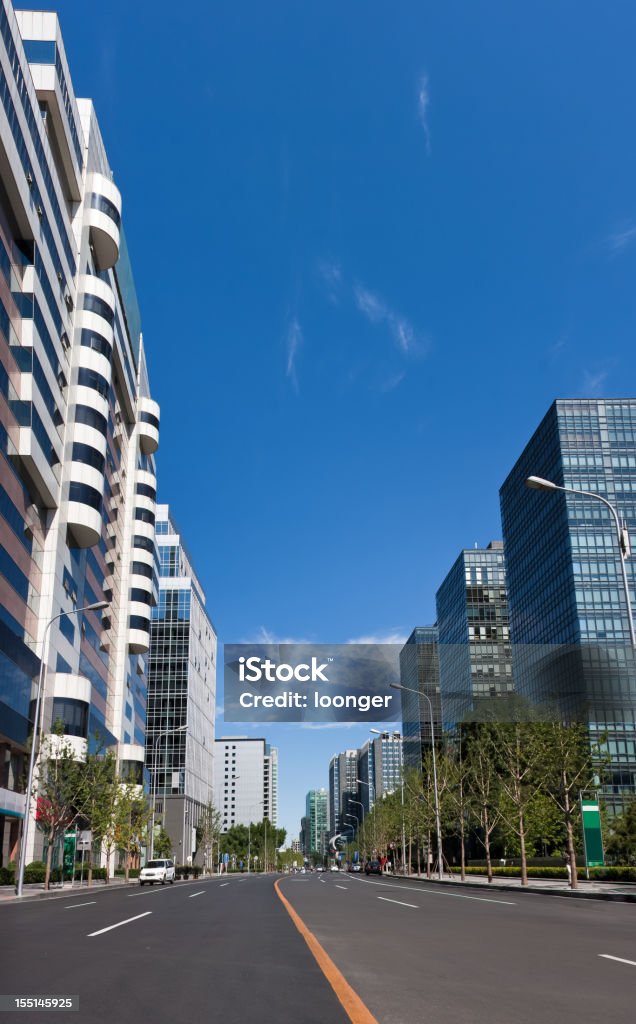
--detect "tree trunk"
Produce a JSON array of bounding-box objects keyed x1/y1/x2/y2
[
  {"x1": 45, "y1": 833, "x2": 54, "y2": 890},
  {"x1": 519, "y1": 806, "x2": 528, "y2": 886},
  {"x1": 426, "y1": 830, "x2": 431, "y2": 879},
  {"x1": 87, "y1": 849, "x2": 93, "y2": 888},
  {"x1": 459, "y1": 812, "x2": 466, "y2": 882},
  {"x1": 564, "y1": 785, "x2": 578, "y2": 889},
  {"x1": 124, "y1": 845, "x2": 130, "y2": 883},
  {"x1": 483, "y1": 808, "x2": 493, "y2": 883}
]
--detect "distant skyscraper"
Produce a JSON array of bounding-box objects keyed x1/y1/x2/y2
[
  {"x1": 357, "y1": 741, "x2": 375, "y2": 814},
  {"x1": 214, "y1": 737, "x2": 278, "y2": 831},
  {"x1": 328, "y1": 749, "x2": 357, "y2": 838},
  {"x1": 356, "y1": 732, "x2": 403, "y2": 816},
  {"x1": 305, "y1": 788, "x2": 328, "y2": 854},
  {"x1": 399, "y1": 627, "x2": 441, "y2": 772},
  {"x1": 370, "y1": 731, "x2": 403, "y2": 801},
  {"x1": 436, "y1": 542, "x2": 514, "y2": 729},
  {"x1": 500, "y1": 399, "x2": 636, "y2": 810},
  {"x1": 146, "y1": 506, "x2": 216, "y2": 861}
]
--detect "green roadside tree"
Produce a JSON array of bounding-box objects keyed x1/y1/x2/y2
[
  {"x1": 34, "y1": 725, "x2": 85, "y2": 890},
  {"x1": 195, "y1": 801, "x2": 222, "y2": 872},
  {"x1": 605, "y1": 798, "x2": 636, "y2": 865}
]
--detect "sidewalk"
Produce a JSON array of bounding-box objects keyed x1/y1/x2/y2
[
  {"x1": 0, "y1": 876, "x2": 138, "y2": 904},
  {"x1": 379, "y1": 871, "x2": 636, "y2": 902}
]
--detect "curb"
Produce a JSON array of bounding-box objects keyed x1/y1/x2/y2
[{"x1": 373, "y1": 874, "x2": 636, "y2": 903}]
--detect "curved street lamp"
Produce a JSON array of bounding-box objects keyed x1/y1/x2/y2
[{"x1": 389, "y1": 685, "x2": 444, "y2": 881}]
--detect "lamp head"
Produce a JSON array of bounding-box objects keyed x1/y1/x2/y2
[{"x1": 525, "y1": 476, "x2": 559, "y2": 492}]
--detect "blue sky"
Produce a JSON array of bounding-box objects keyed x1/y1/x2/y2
[{"x1": 41, "y1": 0, "x2": 636, "y2": 838}]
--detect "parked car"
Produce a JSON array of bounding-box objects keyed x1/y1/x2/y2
[
  {"x1": 365, "y1": 860, "x2": 382, "y2": 875},
  {"x1": 330, "y1": 864, "x2": 340, "y2": 872},
  {"x1": 139, "y1": 859, "x2": 175, "y2": 885},
  {"x1": 347, "y1": 863, "x2": 362, "y2": 872}
]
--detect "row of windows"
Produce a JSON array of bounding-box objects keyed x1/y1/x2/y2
[
  {"x1": 75, "y1": 403, "x2": 107, "y2": 436},
  {"x1": 0, "y1": 8, "x2": 76, "y2": 275},
  {"x1": 78, "y1": 366, "x2": 109, "y2": 398},
  {"x1": 136, "y1": 482, "x2": 156, "y2": 500},
  {"x1": 72, "y1": 441, "x2": 104, "y2": 474},
  {"x1": 89, "y1": 192, "x2": 121, "y2": 229},
  {"x1": 68, "y1": 481, "x2": 102, "y2": 511},
  {"x1": 82, "y1": 292, "x2": 114, "y2": 326},
  {"x1": 80, "y1": 327, "x2": 112, "y2": 360},
  {"x1": 140, "y1": 410, "x2": 159, "y2": 429}
]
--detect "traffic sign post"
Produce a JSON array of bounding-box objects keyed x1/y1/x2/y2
[{"x1": 580, "y1": 795, "x2": 605, "y2": 875}]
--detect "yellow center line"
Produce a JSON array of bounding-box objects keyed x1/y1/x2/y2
[{"x1": 274, "y1": 878, "x2": 379, "y2": 1024}]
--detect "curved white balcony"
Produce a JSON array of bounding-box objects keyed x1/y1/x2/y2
[
  {"x1": 136, "y1": 468, "x2": 157, "y2": 491},
  {"x1": 66, "y1": 500, "x2": 102, "y2": 548},
  {"x1": 128, "y1": 624, "x2": 150, "y2": 655},
  {"x1": 86, "y1": 172, "x2": 122, "y2": 271},
  {"x1": 138, "y1": 396, "x2": 160, "y2": 455},
  {"x1": 50, "y1": 673, "x2": 92, "y2": 705}
]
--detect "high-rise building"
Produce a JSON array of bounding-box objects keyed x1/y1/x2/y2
[
  {"x1": 290, "y1": 838, "x2": 302, "y2": 854},
  {"x1": 146, "y1": 506, "x2": 216, "y2": 863},
  {"x1": 500, "y1": 399, "x2": 636, "y2": 810},
  {"x1": 214, "y1": 737, "x2": 278, "y2": 831},
  {"x1": 305, "y1": 788, "x2": 328, "y2": 855},
  {"x1": 0, "y1": 3, "x2": 161, "y2": 866},
  {"x1": 328, "y1": 749, "x2": 357, "y2": 838},
  {"x1": 264, "y1": 743, "x2": 278, "y2": 826},
  {"x1": 436, "y1": 542, "x2": 514, "y2": 730},
  {"x1": 357, "y1": 740, "x2": 375, "y2": 814},
  {"x1": 399, "y1": 626, "x2": 441, "y2": 772},
  {"x1": 369, "y1": 730, "x2": 403, "y2": 803}
]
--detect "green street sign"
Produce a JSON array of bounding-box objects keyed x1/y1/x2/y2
[{"x1": 580, "y1": 797, "x2": 604, "y2": 869}]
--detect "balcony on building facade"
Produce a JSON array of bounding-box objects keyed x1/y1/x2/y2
[
  {"x1": 138, "y1": 396, "x2": 160, "y2": 455},
  {"x1": 86, "y1": 172, "x2": 121, "y2": 272}
]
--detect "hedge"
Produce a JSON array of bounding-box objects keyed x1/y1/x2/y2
[{"x1": 449, "y1": 865, "x2": 636, "y2": 882}]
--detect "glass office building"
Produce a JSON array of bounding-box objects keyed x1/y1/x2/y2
[
  {"x1": 500, "y1": 399, "x2": 636, "y2": 811},
  {"x1": 305, "y1": 788, "x2": 328, "y2": 855},
  {"x1": 147, "y1": 506, "x2": 216, "y2": 860},
  {"x1": 436, "y1": 542, "x2": 514, "y2": 729},
  {"x1": 399, "y1": 626, "x2": 441, "y2": 772}
]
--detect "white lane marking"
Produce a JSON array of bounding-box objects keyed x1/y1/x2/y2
[
  {"x1": 128, "y1": 886, "x2": 176, "y2": 897},
  {"x1": 599, "y1": 954, "x2": 636, "y2": 967},
  {"x1": 189, "y1": 891, "x2": 206, "y2": 898},
  {"x1": 336, "y1": 885, "x2": 348, "y2": 890},
  {"x1": 88, "y1": 911, "x2": 152, "y2": 937},
  {"x1": 319, "y1": 878, "x2": 326, "y2": 884},
  {"x1": 220, "y1": 883, "x2": 230, "y2": 887},
  {"x1": 354, "y1": 877, "x2": 515, "y2": 906},
  {"x1": 64, "y1": 901, "x2": 96, "y2": 909},
  {"x1": 378, "y1": 897, "x2": 418, "y2": 909}
]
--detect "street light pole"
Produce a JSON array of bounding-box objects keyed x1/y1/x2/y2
[
  {"x1": 15, "y1": 601, "x2": 109, "y2": 898},
  {"x1": 389, "y1": 685, "x2": 444, "y2": 881},
  {"x1": 526, "y1": 476, "x2": 636, "y2": 648},
  {"x1": 356, "y1": 778, "x2": 377, "y2": 854},
  {"x1": 149, "y1": 724, "x2": 187, "y2": 860}
]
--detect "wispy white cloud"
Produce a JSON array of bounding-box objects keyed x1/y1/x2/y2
[
  {"x1": 548, "y1": 335, "x2": 567, "y2": 362},
  {"x1": 581, "y1": 368, "x2": 609, "y2": 396},
  {"x1": 285, "y1": 317, "x2": 302, "y2": 391},
  {"x1": 378, "y1": 371, "x2": 406, "y2": 393},
  {"x1": 353, "y1": 283, "x2": 423, "y2": 356},
  {"x1": 317, "y1": 260, "x2": 343, "y2": 303},
  {"x1": 607, "y1": 223, "x2": 636, "y2": 255},
  {"x1": 417, "y1": 73, "x2": 431, "y2": 154},
  {"x1": 249, "y1": 626, "x2": 313, "y2": 645},
  {"x1": 346, "y1": 630, "x2": 408, "y2": 645}
]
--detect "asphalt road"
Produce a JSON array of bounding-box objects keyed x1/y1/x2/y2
[{"x1": 0, "y1": 873, "x2": 634, "y2": 1024}]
